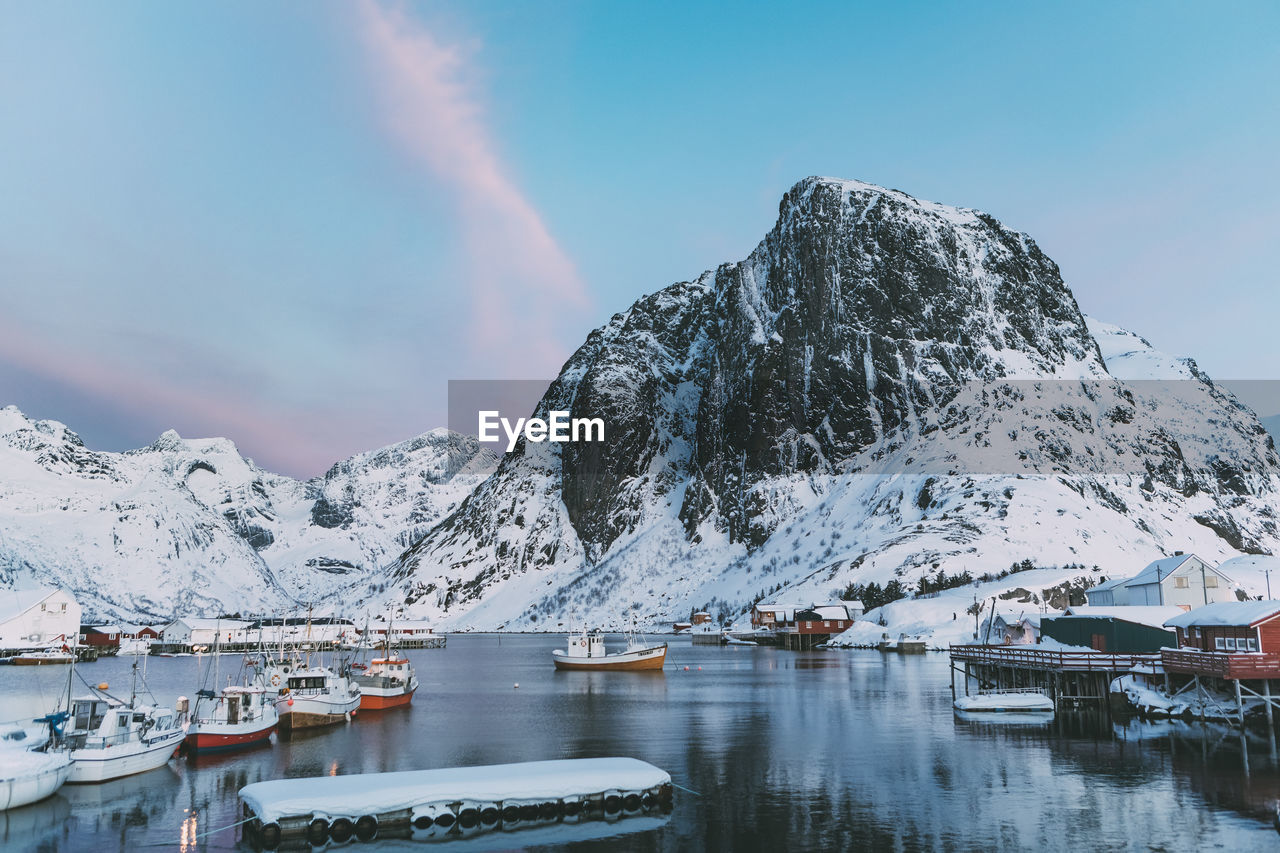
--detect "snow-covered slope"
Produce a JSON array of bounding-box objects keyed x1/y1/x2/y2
[
  {"x1": 371, "y1": 177, "x2": 1280, "y2": 631},
  {"x1": 0, "y1": 408, "x2": 497, "y2": 621}
]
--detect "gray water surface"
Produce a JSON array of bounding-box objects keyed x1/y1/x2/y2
[{"x1": 1, "y1": 635, "x2": 1276, "y2": 851}]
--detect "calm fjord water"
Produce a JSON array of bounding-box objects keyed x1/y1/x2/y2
[{"x1": 1, "y1": 634, "x2": 1276, "y2": 852}]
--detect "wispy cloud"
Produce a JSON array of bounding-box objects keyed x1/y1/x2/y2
[
  {"x1": 0, "y1": 316, "x2": 356, "y2": 476},
  {"x1": 355, "y1": 0, "x2": 589, "y2": 375}
]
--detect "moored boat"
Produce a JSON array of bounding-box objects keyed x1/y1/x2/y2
[
  {"x1": 184, "y1": 685, "x2": 278, "y2": 753},
  {"x1": 58, "y1": 696, "x2": 184, "y2": 783},
  {"x1": 12, "y1": 649, "x2": 74, "y2": 666},
  {"x1": 552, "y1": 629, "x2": 666, "y2": 671},
  {"x1": 265, "y1": 663, "x2": 361, "y2": 732},
  {"x1": 0, "y1": 725, "x2": 72, "y2": 810},
  {"x1": 354, "y1": 656, "x2": 417, "y2": 710}
]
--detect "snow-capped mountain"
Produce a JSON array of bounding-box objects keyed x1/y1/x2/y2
[
  {"x1": 0, "y1": 407, "x2": 497, "y2": 621},
  {"x1": 375, "y1": 176, "x2": 1280, "y2": 630}
]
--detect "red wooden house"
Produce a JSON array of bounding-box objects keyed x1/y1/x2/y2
[
  {"x1": 1166, "y1": 601, "x2": 1280, "y2": 653},
  {"x1": 80, "y1": 624, "x2": 123, "y2": 648},
  {"x1": 1162, "y1": 601, "x2": 1280, "y2": 680}
]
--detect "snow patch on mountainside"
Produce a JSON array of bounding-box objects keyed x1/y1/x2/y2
[{"x1": 0, "y1": 407, "x2": 496, "y2": 620}]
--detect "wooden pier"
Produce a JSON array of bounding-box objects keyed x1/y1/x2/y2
[{"x1": 949, "y1": 645, "x2": 1160, "y2": 714}]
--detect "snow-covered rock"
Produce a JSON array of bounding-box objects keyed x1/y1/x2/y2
[
  {"x1": 373, "y1": 177, "x2": 1280, "y2": 632},
  {"x1": 0, "y1": 407, "x2": 497, "y2": 621}
]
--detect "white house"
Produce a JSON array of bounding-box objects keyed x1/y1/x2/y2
[
  {"x1": 0, "y1": 587, "x2": 82, "y2": 649},
  {"x1": 162, "y1": 617, "x2": 252, "y2": 647},
  {"x1": 1084, "y1": 553, "x2": 1234, "y2": 609}
]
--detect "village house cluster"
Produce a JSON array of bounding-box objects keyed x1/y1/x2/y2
[{"x1": 0, "y1": 594, "x2": 440, "y2": 658}]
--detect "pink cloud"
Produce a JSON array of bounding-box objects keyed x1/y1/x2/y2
[
  {"x1": 355, "y1": 0, "x2": 590, "y2": 375},
  {"x1": 0, "y1": 317, "x2": 361, "y2": 476}
]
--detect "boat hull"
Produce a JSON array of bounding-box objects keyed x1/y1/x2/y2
[
  {"x1": 65, "y1": 730, "x2": 184, "y2": 784},
  {"x1": 358, "y1": 687, "x2": 415, "y2": 710},
  {"x1": 0, "y1": 755, "x2": 72, "y2": 810},
  {"x1": 11, "y1": 657, "x2": 73, "y2": 666},
  {"x1": 552, "y1": 645, "x2": 667, "y2": 671},
  {"x1": 275, "y1": 694, "x2": 360, "y2": 732},
  {"x1": 185, "y1": 722, "x2": 276, "y2": 753}
]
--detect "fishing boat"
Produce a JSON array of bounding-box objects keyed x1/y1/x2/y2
[
  {"x1": 12, "y1": 648, "x2": 74, "y2": 666},
  {"x1": 0, "y1": 725, "x2": 72, "y2": 810},
  {"x1": 184, "y1": 685, "x2": 278, "y2": 753},
  {"x1": 352, "y1": 616, "x2": 418, "y2": 710},
  {"x1": 57, "y1": 696, "x2": 184, "y2": 783},
  {"x1": 354, "y1": 654, "x2": 417, "y2": 710},
  {"x1": 182, "y1": 621, "x2": 278, "y2": 752},
  {"x1": 552, "y1": 628, "x2": 667, "y2": 671},
  {"x1": 268, "y1": 665, "x2": 361, "y2": 732}
]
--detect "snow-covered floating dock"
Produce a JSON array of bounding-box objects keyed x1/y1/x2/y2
[
  {"x1": 953, "y1": 692, "x2": 1055, "y2": 713},
  {"x1": 238, "y1": 757, "x2": 673, "y2": 849}
]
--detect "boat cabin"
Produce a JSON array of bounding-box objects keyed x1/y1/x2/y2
[
  {"x1": 67, "y1": 698, "x2": 176, "y2": 746},
  {"x1": 565, "y1": 631, "x2": 606, "y2": 659}
]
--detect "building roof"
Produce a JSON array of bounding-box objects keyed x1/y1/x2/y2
[
  {"x1": 83, "y1": 624, "x2": 123, "y2": 635},
  {"x1": 1063, "y1": 606, "x2": 1184, "y2": 630},
  {"x1": 0, "y1": 587, "x2": 64, "y2": 624},
  {"x1": 810, "y1": 605, "x2": 850, "y2": 620},
  {"x1": 172, "y1": 617, "x2": 252, "y2": 630},
  {"x1": 1126, "y1": 554, "x2": 1230, "y2": 588},
  {"x1": 1088, "y1": 577, "x2": 1129, "y2": 593},
  {"x1": 1164, "y1": 601, "x2": 1280, "y2": 628}
]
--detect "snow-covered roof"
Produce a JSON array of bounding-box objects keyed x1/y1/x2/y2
[
  {"x1": 173, "y1": 617, "x2": 252, "y2": 630},
  {"x1": 810, "y1": 605, "x2": 851, "y2": 620},
  {"x1": 1164, "y1": 601, "x2": 1280, "y2": 628},
  {"x1": 84, "y1": 624, "x2": 123, "y2": 634},
  {"x1": 1126, "y1": 554, "x2": 1229, "y2": 588},
  {"x1": 753, "y1": 605, "x2": 793, "y2": 616},
  {"x1": 1062, "y1": 606, "x2": 1184, "y2": 630},
  {"x1": 1088, "y1": 577, "x2": 1129, "y2": 593},
  {"x1": 0, "y1": 587, "x2": 63, "y2": 624}
]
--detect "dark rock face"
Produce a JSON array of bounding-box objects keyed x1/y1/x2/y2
[{"x1": 310, "y1": 496, "x2": 353, "y2": 530}]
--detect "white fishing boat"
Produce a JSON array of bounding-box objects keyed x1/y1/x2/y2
[
  {"x1": 58, "y1": 697, "x2": 184, "y2": 783},
  {"x1": 552, "y1": 628, "x2": 667, "y2": 671},
  {"x1": 0, "y1": 725, "x2": 72, "y2": 810},
  {"x1": 269, "y1": 665, "x2": 361, "y2": 732}
]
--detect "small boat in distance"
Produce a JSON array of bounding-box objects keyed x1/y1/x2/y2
[
  {"x1": 954, "y1": 690, "x2": 1055, "y2": 713},
  {"x1": 552, "y1": 628, "x2": 666, "y2": 671},
  {"x1": 12, "y1": 648, "x2": 74, "y2": 666}
]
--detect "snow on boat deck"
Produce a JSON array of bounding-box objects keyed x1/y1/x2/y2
[
  {"x1": 954, "y1": 693, "x2": 1055, "y2": 712},
  {"x1": 240, "y1": 757, "x2": 671, "y2": 824}
]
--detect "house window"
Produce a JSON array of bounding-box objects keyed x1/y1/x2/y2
[
  {"x1": 1174, "y1": 577, "x2": 1188, "y2": 589},
  {"x1": 1192, "y1": 627, "x2": 1201, "y2": 639},
  {"x1": 1247, "y1": 638, "x2": 1259, "y2": 652},
  {"x1": 1215, "y1": 637, "x2": 1225, "y2": 650},
  {"x1": 1205, "y1": 577, "x2": 1218, "y2": 589},
  {"x1": 1226, "y1": 637, "x2": 1237, "y2": 650}
]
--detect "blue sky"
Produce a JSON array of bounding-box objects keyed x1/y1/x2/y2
[{"x1": 1, "y1": 1, "x2": 1277, "y2": 476}]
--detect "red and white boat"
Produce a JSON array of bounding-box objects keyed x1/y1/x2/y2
[
  {"x1": 353, "y1": 655, "x2": 418, "y2": 710},
  {"x1": 184, "y1": 685, "x2": 278, "y2": 753}
]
